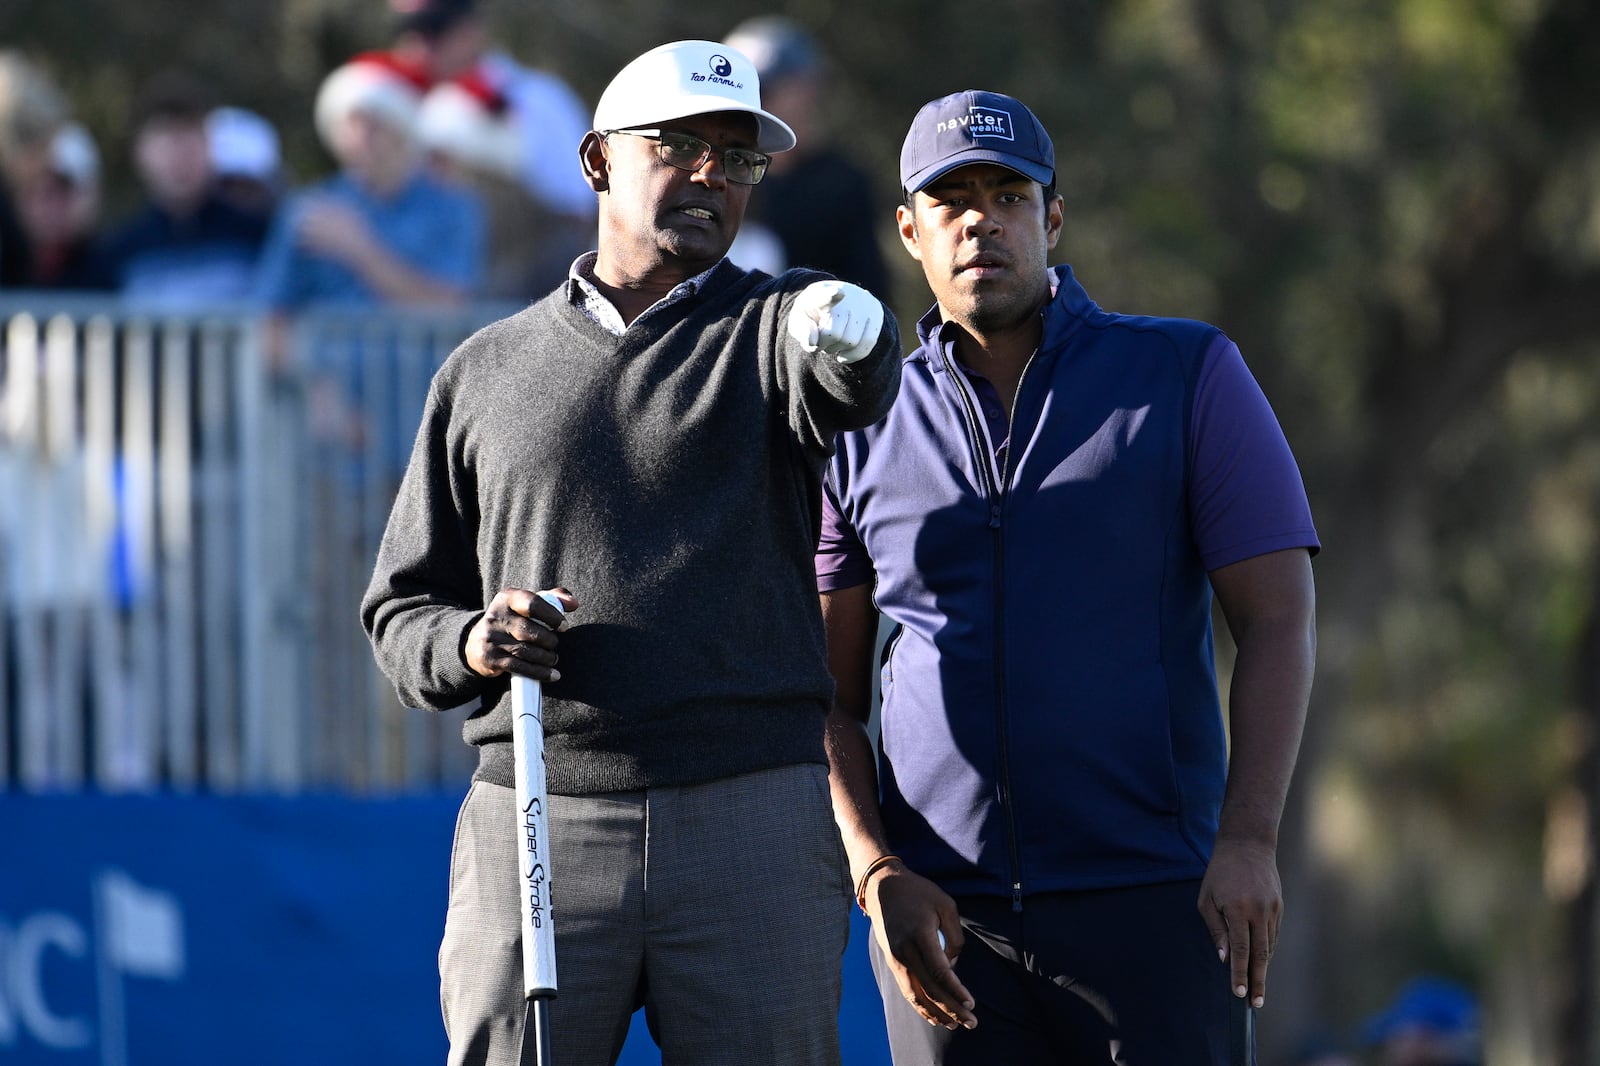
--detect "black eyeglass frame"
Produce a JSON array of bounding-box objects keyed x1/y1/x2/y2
[{"x1": 602, "y1": 128, "x2": 772, "y2": 186}]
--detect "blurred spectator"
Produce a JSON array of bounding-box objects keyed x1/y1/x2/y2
[
  {"x1": 207, "y1": 106, "x2": 283, "y2": 218},
  {"x1": 722, "y1": 16, "x2": 891, "y2": 300},
  {"x1": 256, "y1": 52, "x2": 486, "y2": 492},
  {"x1": 0, "y1": 50, "x2": 70, "y2": 287},
  {"x1": 726, "y1": 216, "x2": 786, "y2": 275},
  {"x1": 1362, "y1": 977, "x2": 1483, "y2": 1066},
  {"x1": 255, "y1": 51, "x2": 485, "y2": 485},
  {"x1": 100, "y1": 69, "x2": 270, "y2": 308},
  {"x1": 253, "y1": 51, "x2": 483, "y2": 313},
  {"x1": 12, "y1": 122, "x2": 110, "y2": 289},
  {"x1": 389, "y1": 0, "x2": 595, "y2": 227},
  {"x1": 416, "y1": 72, "x2": 570, "y2": 301},
  {"x1": 0, "y1": 182, "x2": 24, "y2": 286}
]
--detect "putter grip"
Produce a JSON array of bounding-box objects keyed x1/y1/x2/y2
[{"x1": 511, "y1": 592, "x2": 565, "y2": 1000}]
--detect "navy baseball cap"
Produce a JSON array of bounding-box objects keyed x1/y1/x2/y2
[
  {"x1": 1360, "y1": 977, "x2": 1481, "y2": 1045},
  {"x1": 900, "y1": 89, "x2": 1054, "y2": 196}
]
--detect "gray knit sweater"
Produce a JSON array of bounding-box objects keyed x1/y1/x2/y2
[{"x1": 361, "y1": 261, "x2": 900, "y2": 793}]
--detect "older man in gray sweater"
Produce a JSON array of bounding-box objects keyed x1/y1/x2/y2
[{"x1": 361, "y1": 39, "x2": 900, "y2": 1066}]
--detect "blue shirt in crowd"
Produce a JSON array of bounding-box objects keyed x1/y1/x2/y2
[
  {"x1": 254, "y1": 170, "x2": 483, "y2": 310},
  {"x1": 102, "y1": 194, "x2": 269, "y2": 310}
]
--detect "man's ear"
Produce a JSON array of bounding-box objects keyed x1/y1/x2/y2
[
  {"x1": 579, "y1": 131, "x2": 608, "y2": 193},
  {"x1": 1045, "y1": 193, "x2": 1064, "y2": 251},
  {"x1": 896, "y1": 202, "x2": 923, "y2": 263}
]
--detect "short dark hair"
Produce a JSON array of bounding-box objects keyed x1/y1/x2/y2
[
  {"x1": 392, "y1": 0, "x2": 478, "y2": 38},
  {"x1": 133, "y1": 69, "x2": 215, "y2": 130}
]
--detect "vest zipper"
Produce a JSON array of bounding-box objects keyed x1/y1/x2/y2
[{"x1": 942, "y1": 345, "x2": 1025, "y2": 912}]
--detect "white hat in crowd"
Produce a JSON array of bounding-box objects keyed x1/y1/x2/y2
[
  {"x1": 50, "y1": 121, "x2": 99, "y2": 187},
  {"x1": 592, "y1": 40, "x2": 796, "y2": 154},
  {"x1": 207, "y1": 107, "x2": 281, "y2": 182}
]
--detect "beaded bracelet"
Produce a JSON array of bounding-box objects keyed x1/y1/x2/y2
[{"x1": 854, "y1": 853, "x2": 903, "y2": 913}]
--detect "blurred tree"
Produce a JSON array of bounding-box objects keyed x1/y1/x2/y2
[{"x1": 7, "y1": 0, "x2": 1600, "y2": 1060}]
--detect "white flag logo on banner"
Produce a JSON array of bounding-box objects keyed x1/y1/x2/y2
[
  {"x1": 96, "y1": 871, "x2": 185, "y2": 980},
  {"x1": 94, "y1": 869, "x2": 186, "y2": 1066}
]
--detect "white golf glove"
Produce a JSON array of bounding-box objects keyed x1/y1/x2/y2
[{"x1": 786, "y1": 280, "x2": 885, "y2": 364}]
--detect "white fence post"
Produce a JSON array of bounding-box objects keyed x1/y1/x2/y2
[
  {"x1": 159, "y1": 321, "x2": 198, "y2": 789},
  {"x1": 83, "y1": 315, "x2": 119, "y2": 789}
]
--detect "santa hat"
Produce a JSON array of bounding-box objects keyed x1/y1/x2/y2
[
  {"x1": 314, "y1": 51, "x2": 430, "y2": 150},
  {"x1": 416, "y1": 70, "x2": 524, "y2": 181}
]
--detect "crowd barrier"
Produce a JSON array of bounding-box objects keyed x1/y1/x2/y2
[{"x1": 0, "y1": 296, "x2": 516, "y2": 794}]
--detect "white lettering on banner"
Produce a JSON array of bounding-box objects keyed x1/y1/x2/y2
[
  {"x1": 0, "y1": 874, "x2": 187, "y2": 1060},
  {"x1": 0, "y1": 912, "x2": 93, "y2": 1049}
]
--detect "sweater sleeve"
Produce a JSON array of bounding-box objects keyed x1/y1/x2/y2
[
  {"x1": 359, "y1": 368, "x2": 493, "y2": 711},
  {"x1": 772, "y1": 271, "x2": 902, "y2": 456}
]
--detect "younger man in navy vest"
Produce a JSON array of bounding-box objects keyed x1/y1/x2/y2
[{"x1": 818, "y1": 89, "x2": 1320, "y2": 1065}]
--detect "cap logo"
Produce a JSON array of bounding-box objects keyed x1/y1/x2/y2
[
  {"x1": 689, "y1": 54, "x2": 745, "y2": 91},
  {"x1": 936, "y1": 105, "x2": 1014, "y2": 141}
]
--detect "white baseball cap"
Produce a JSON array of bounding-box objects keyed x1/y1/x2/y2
[
  {"x1": 207, "y1": 107, "x2": 281, "y2": 182},
  {"x1": 592, "y1": 40, "x2": 796, "y2": 154}
]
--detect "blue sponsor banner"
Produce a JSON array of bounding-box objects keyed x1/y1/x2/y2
[{"x1": 0, "y1": 793, "x2": 891, "y2": 1065}]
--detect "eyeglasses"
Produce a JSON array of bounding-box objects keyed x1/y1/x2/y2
[{"x1": 603, "y1": 128, "x2": 771, "y2": 185}]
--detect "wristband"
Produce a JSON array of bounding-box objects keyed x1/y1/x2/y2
[{"x1": 854, "y1": 853, "x2": 903, "y2": 914}]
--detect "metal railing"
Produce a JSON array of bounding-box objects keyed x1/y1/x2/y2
[{"x1": 0, "y1": 295, "x2": 518, "y2": 794}]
